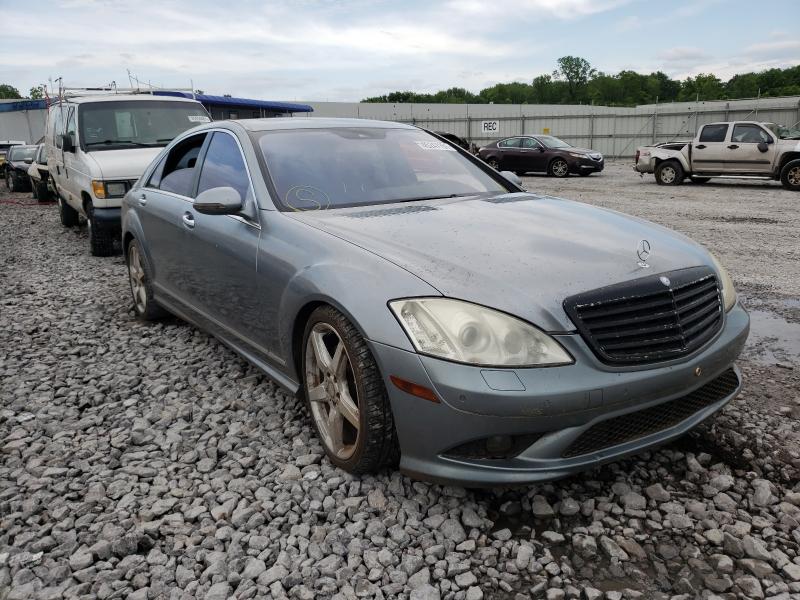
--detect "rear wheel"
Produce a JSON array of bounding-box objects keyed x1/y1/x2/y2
[
  {"x1": 780, "y1": 159, "x2": 800, "y2": 191},
  {"x1": 87, "y1": 204, "x2": 117, "y2": 257},
  {"x1": 302, "y1": 306, "x2": 399, "y2": 474},
  {"x1": 655, "y1": 160, "x2": 684, "y2": 185},
  {"x1": 58, "y1": 196, "x2": 79, "y2": 227},
  {"x1": 127, "y1": 239, "x2": 167, "y2": 320},
  {"x1": 548, "y1": 158, "x2": 569, "y2": 178}
]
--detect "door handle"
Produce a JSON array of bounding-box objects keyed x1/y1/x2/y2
[
  {"x1": 695, "y1": 145, "x2": 706, "y2": 149},
  {"x1": 182, "y1": 212, "x2": 195, "y2": 229},
  {"x1": 727, "y1": 144, "x2": 739, "y2": 149},
  {"x1": 138, "y1": 193, "x2": 147, "y2": 206}
]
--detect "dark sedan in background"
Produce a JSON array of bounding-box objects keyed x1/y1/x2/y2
[
  {"x1": 4, "y1": 144, "x2": 37, "y2": 192},
  {"x1": 479, "y1": 134, "x2": 604, "y2": 177}
]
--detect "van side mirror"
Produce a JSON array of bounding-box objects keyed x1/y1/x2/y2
[
  {"x1": 194, "y1": 186, "x2": 243, "y2": 215},
  {"x1": 61, "y1": 134, "x2": 75, "y2": 153},
  {"x1": 757, "y1": 141, "x2": 769, "y2": 153}
]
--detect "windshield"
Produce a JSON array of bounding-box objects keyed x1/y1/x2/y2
[
  {"x1": 764, "y1": 122, "x2": 800, "y2": 140},
  {"x1": 258, "y1": 127, "x2": 508, "y2": 211},
  {"x1": 79, "y1": 100, "x2": 211, "y2": 150},
  {"x1": 537, "y1": 135, "x2": 571, "y2": 149},
  {"x1": 9, "y1": 146, "x2": 36, "y2": 161}
]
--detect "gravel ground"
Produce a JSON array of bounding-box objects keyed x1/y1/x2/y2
[{"x1": 1, "y1": 166, "x2": 799, "y2": 600}]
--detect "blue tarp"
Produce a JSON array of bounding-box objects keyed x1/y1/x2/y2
[
  {"x1": 0, "y1": 99, "x2": 48, "y2": 112},
  {"x1": 153, "y1": 91, "x2": 313, "y2": 113}
]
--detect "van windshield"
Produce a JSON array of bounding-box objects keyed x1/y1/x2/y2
[{"x1": 79, "y1": 100, "x2": 210, "y2": 151}]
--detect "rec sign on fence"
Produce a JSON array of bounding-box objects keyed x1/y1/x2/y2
[{"x1": 481, "y1": 120, "x2": 499, "y2": 134}]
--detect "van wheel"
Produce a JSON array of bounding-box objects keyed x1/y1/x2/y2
[
  {"x1": 780, "y1": 159, "x2": 800, "y2": 191},
  {"x1": 302, "y1": 306, "x2": 399, "y2": 474},
  {"x1": 549, "y1": 158, "x2": 569, "y2": 178},
  {"x1": 58, "y1": 197, "x2": 79, "y2": 227},
  {"x1": 655, "y1": 160, "x2": 684, "y2": 185},
  {"x1": 87, "y1": 204, "x2": 117, "y2": 257}
]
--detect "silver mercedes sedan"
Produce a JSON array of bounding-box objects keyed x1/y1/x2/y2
[{"x1": 121, "y1": 118, "x2": 749, "y2": 486}]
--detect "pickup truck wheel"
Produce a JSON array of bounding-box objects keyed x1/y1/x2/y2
[
  {"x1": 690, "y1": 176, "x2": 710, "y2": 184},
  {"x1": 549, "y1": 158, "x2": 569, "y2": 178},
  {"x1": 87, "y1": 204, "x2": 118, "y2": 257},
  {"x1": 655, "y1": 161, "x2": 684, "y2": 185},
  {"x1": 780, "y1": 159, "x2": 800, "y2": 191},
  {"x1": 58, "y1": 197, "x2": 79, "y2": 227}
]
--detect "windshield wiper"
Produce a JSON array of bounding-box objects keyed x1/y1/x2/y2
[
  {"x1": 396, "y1": 193, "x2": 475, "y2": 203},
  {"x1": 85, "y1": 139, "x2": 156, "y2": 147}
]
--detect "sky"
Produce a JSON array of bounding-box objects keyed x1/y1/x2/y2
[{"x1": 1, "y1": 0, "x2": 799, "y2": 103}]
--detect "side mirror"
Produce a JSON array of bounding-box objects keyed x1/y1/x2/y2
[
  {"x1": 757, "y1": 141, "x2": 769, "y2": 153},
  {"x1": 194, "y1": 186, "x2": 243, "y2": 215},
  {"x1": 61, "y1": 134, "x2": 74, "y2": 153},
  {"x1": 537, "y1": 146, "x2": 545, "y2": 152},
  {"x1": 499, "y1": 170, "x2": 526, "y2": 190}
]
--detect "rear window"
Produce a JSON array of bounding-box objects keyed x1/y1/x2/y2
[
  {"x1": 9, "y1": 146, "x2": 36, "y2": 161},
  {"x1": 699, "y1": 124, "x2": 728, "y2": 143}
]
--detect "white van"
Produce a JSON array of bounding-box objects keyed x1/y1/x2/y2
[{"x1": 46, "y1": 94, "x2": 210, "y2": 255}]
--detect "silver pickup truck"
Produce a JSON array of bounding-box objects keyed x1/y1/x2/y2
[{"x1": 635, "y1": 121, "x2": 800, "y2": 190}]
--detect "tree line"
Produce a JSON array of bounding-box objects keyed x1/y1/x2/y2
[{"x1": 362, "y1": 57, "x2": 800, "y2": 106}]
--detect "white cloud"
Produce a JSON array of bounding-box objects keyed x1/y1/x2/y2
[
  {"x1": 658, "y1": 47, "x2": 711, "y2": 63},
  {"x1": 745, "y1": 40, "x2": 800, "y2": 55}
]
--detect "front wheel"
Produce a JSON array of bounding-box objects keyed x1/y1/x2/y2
[
  {"x1": 30, "y1": 178, "x2": 38, "y2": 199},
  {"x1": 127, "y1": 239, "x2": 167, "y2": 320},
  {"x1": 58, "y1": 197, "x2": 79, "y2": 227},
  {"x1": 302, "y1": 306, "x2": 398, "y2": 474},
  {"x1": 780, "y1": 159, "x2": 800, "y2": 191},
  {"x1": 655, "y1": 161, "x2": 684, "y2": 185},
  {"x1": 548, "y1": 158, "x2": 569, "y2": 178},
  {"x1": 486, "y1": 157, "x2": 500, "y2": 170},
  {"x1": 8, "y1": 173, "x2": 16, "y2": 192}
]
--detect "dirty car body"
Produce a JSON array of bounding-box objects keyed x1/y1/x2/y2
[{"x1": 122, "y1": 118, "x2": 748, "y2": 486}]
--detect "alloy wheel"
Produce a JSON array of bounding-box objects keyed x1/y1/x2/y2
[
  {"x1": 128, "y1": 244, "x2": 147, "y2": 313},
  {"x1": 660, "y1": 166, "x2": 676, "y2": 184},
  {"x1": 305, "y1": 323, "x2": 360, "y2": 460},
  {"x1": 789, "y1": 166, "x2": 800, "y2": 187},
  {"x1": 552, "y1": 160, "x2": 568, "y2": 177}
]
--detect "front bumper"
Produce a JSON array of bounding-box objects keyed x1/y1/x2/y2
[
  {"x1": 370, "y1": 303, "x2": 749, "y2": 486},
  {"x1": 92, "y1": 207, "x2": 122, "y2": 227}
]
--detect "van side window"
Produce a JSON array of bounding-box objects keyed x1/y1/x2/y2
[
  {"x1": 699, "y1": 124, "x2": 728, "y2": 143},
  {"x1": 52, "y1": 108, "x2": 65, "y2": 149},
  {"x1": 65, "y1": 108, "x2": 77, "y2": 145},
  {"x1": 155, "y1": 133, "x2": 207, "y2": 197}
]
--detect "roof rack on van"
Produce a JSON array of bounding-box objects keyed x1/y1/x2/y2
[{"x1": 59, "y1": 86, "x2": 195, "y2": 99}]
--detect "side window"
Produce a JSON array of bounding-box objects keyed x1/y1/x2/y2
[
  {"x1": 498, "y1": 138, "x2": 521, "y2": 149},
  {"x1": 196, "y1": 132, "x2": 251, "y2": 202},
  {"x1": 157, "y1": 133, "x2": 207, "y2": 197},
  {"x1": 521, "y1": 137, "x2": 540, "y2": 149},
  {"x1": 731, "y1": 124, "x2": 772, "y2": 144},
  {"x1": 145, "y1": 153, "x2": 168, "y2": 189},
  {"x1": 65, "y1": 108, "x2": 76, "y2": 144},
  {"x1": 52, "y1": 108, "x2": 65, "y2": 149},
  {"x1": 699, "y1": 124, "x2": 728, "y2": 143}
]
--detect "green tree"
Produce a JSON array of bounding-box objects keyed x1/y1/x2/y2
[
  {"x1": 29, "y1": 86, "x2": 44, "y2": 99},
  {"x1": 553, "y1": 56, "x2": 596, "y2": 102},
  {"x1": 0, "y1": 84, "x2": 22, "y2": 99},
  {"x1": 679, "y1": 74, "x2": 725, "y2": 101}
]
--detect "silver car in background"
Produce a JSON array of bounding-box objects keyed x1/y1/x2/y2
[{"x1": 121, "y1": 118, "x2": 749, "y2": 486}]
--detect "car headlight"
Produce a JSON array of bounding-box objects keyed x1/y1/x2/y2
[
  {"x1": 389, "y1": 298, "x2": 573, "y2": 367},
  {"x1": 708, "y1": 252, "x2": 736, "y2": 311},
  {"x1": 567, "y1": 152, "x2": 585, "y2": 158},
  {"x1": 92, "y1": 180, "x2": 128, "y2": 199}
]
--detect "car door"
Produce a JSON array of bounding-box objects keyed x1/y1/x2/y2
[
  {"x1": 180, "y1": 130, "x2": 263, "y2": 345},
  {"x1": 520, "y1": 137, "x2": 547, "y2": 172},
  {"x1": 692, "y1": 123, "x2": 729, "y2": 173},
  {"x1": 728, "y1": 123, "x2": 776, "y2": 174},
  {"x1": 137, "y1": 132, "x2": 209, "y2": 299},
  {"x1": 496, "y1": 137, "x2": 522, "y2": 170}
]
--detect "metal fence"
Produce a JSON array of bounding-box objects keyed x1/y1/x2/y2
[{"x1": 304, "y1": 96, "x2": 800, "y2": 158}]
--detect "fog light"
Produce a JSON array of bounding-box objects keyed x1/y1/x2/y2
[{"x1": 485, "y1": 435, "x2": 513, "y2": 455}]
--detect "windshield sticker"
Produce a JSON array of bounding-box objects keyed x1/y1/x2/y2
[
  {"x1": 414, "y1": 140, "x2": 457, "y2": 151},
  {"x1": 285, "y1": 185, "x2": 331, "y2": 211},
  {"x1": 188, "y1": 115, "x2": 211, "y2": 123}
]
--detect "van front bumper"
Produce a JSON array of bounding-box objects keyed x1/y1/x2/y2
[
  {"x1": 370, "y1": 303, "x2": 749, "y2": 486},
  {"x1": 92, "y1": 207, "x2": 121, "y2": 227}
]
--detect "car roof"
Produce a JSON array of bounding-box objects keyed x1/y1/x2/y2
[
  {"x1": 10, "y1": 144, "x2": 37, "y2": 150},
  {"x1": 232, "y1": 117, "x2": 418, "y2": 132},
  {"x1": 53, "y1": 94, "x2": 204, "y2": 105}
]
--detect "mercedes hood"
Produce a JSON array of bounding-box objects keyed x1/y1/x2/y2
[{"x1": 288, "y1": 193, "x2": 715, "y2": 332}]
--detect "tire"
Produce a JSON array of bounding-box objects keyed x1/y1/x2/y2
[
  {"x1": 30, "y1": 177, "x2": 38, "y2": 199},
  {"x1": 548, "y1": 158, "x2": 569, "y2": 178},
  {"x1": 87, "y1": 203, "x2": 118, "y2": 257},
  {"x1": 655, "y1": 160, "x2": 684, "y2": 186},
  {"x1": 780, "y1": 159, "x2": 800, "y2": 191},
  {"x1": 691, "y1": 176, "x2": 710, "y2": 184},
  {"x1": 36, "y1": 181, "x2": 50, "y2": 202},
  {"x1": 58, "y1": 196, "x2": 79, "y2": 227},
  {"x1": 8, "y1": 173, "x2": 16, "y2": 192},
  {"x1": 302, "y1": 305, "x2": 399, "y2": 474},
  {"x1": 486, "y1": 157, "x2": 500, "y2": 170},
  {"x1": 127, "y1": 238, "x2": 167, "y2": 321}
]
